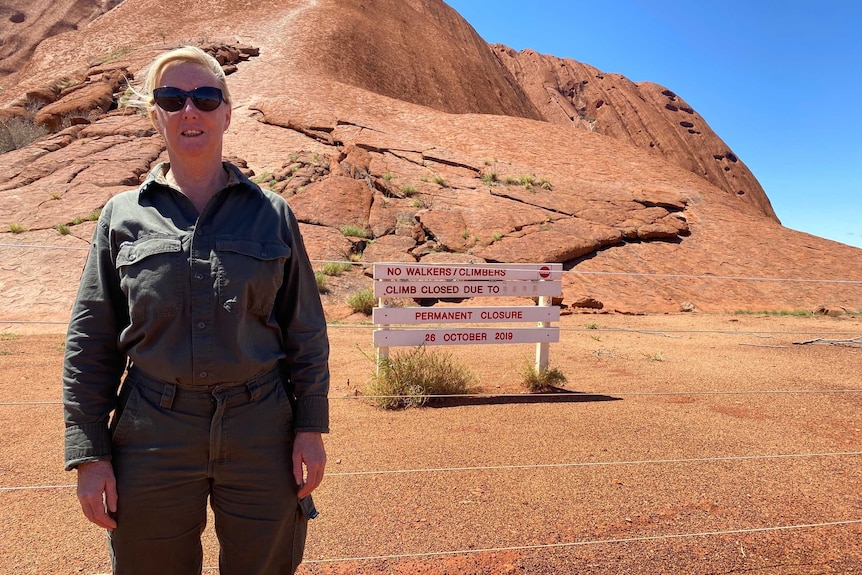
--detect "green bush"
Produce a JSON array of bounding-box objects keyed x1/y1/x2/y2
[
  {"x1": 366, "y1": 347, "x2": 476, "y2": 409},
  {"x1": 520, "y1": 362, "x2": 567, "y2": 392},
  {"x1": 481, "y1": 172, "x2": 499, "y2": 186},
  {"x1": 339, "y1": 224, "x2": 368, "y2": 238},
  {"x1": 323, "y1": 262, "x2": 352, "y2": 276},
  {"x1": 347, "y1": 288, "x2": 376, "y2": 315},
  {"x1": 314, "y1": 272, "x2": 327, "y2": 293}
]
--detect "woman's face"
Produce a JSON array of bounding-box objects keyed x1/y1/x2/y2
[{"x1": 152, "y1": 61, "x2": 231, "y2": 164}]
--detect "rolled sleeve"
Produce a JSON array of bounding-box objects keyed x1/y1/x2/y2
[
  {"x1": 276, "y1": 209, "x2": 330, "y2": 433},
  {"x1": 62, "y1": 207, "x2": 129, "y2": 470}
]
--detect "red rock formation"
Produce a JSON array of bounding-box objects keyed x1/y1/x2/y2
[
  {"x1": 491, "y1": 47, "x2": 777, "y2": 221},
  {"x1": 0, "y1": 0, "x2": 119, "y2": 77},
  {"x1": 0, "y1": 0, "x2": 859, "y2": 321}
]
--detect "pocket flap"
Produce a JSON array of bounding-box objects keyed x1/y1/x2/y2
[
  {"x1": 116, "y1": 237, "x2": 182, "y2": 268},
  {"x1": 216, "y1": 239, "x2": 291, "y2": 261}
]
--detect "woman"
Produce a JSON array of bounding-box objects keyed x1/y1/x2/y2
[{"x1": 62, "y1": 46, "x2": 329, "y2": 574}]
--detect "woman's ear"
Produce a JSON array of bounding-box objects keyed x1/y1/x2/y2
[
  {"x1": 223, "y1": 105, "x2": 232, "y2": 133},
  {"x1": 149, "y1": 110, "x2": 163, "y2": 137}
]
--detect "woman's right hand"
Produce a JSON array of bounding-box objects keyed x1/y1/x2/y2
[{"x1": 76, "y1": 460, "x2": 118, "y2": 529}]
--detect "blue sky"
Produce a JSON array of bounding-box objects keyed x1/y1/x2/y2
[{"x1": 445, "y1": 0, "x2": 862, "y2": 249}]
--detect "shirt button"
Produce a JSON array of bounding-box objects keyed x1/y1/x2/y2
[
  {"x1": 128, "y1": 252, "x2": 137, "y2": 261},
  {"x1": 261, "y1": 251, "x2": 268, "y2": 257},
  {"x1": 199, "y1": 371, "x2": 208, "y2": 379},
  {"x1": 197, "y1": 321, "x2": 206, "y2": 330},
  {"x1": 195, "y1": 273, "x2": 204, "y2": 281}
]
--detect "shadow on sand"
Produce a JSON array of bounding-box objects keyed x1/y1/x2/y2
[{"x1": 426, "y1": 388, "x2": 622, "y2": 408}]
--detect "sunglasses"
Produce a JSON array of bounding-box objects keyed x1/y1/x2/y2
[{"x1": 152, "y1": 86, "x2": 225, "y2": 112}]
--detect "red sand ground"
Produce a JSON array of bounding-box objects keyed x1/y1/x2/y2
[{"x1": 1, "y1": 312, "x2": 860, "y2": 574}]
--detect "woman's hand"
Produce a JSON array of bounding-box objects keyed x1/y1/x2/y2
[
  {"x1": 293, "y1": 432, "x2": 326, "y2": 498},
  {"x1": 76, "y1": 460, "x2": 118, "y2": 529}
]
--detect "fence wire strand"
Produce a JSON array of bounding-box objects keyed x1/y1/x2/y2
[
  {"x1": 3, "y1": 451, "x2": 860, "y2": 491},
  {"x1": 2, "y1": 247, "x2": 860, "y2": 570},
  {"x1": 298, "y1": 519, "x2": 862, "y2": 565},
  {"x1": 2, "y1": 244, "x2": 862, "y2": 285}
]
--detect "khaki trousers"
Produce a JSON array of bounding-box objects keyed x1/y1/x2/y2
[{"x1": 107, "y1": 365, "x2": 307, "y2": 575}]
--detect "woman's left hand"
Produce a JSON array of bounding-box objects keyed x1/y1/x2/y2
[{"x1": 293, "y1": 431, "x2": 326, "y2": 498}]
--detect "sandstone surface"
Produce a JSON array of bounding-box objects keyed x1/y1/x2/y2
[{"x1": 0, "y1": 0, "x2": 860, "y2": 326}]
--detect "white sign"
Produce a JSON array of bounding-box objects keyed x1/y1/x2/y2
[
  {"x1": 373, "y1": 327, "x2": 560, "y2": 347},
  {"x1": 372, "y1": 305, "x2": 560, "y2": 325},
  {"x1": 373, "y1": 262, "x2": 563, "y2": 281},
  {"x1": 374, "y1": 280, "x2": 561, "y2": 298}
]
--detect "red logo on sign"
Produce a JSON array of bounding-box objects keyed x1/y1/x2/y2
[{"x1": 539, "y1": 266, "x2": 550, "y2": 279}]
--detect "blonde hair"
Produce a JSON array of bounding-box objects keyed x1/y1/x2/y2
[{"x1": 135, "y1": 46, "x2": 232, "y2": 123}]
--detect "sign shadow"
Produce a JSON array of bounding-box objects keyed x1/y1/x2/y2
[{"x1": 427, "y1": 388, "x2": 622, "y2": 408}]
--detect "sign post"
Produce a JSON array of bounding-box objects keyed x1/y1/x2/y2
[{"x1": 372, "y1": 263, "x2": 563, "y2": 373}]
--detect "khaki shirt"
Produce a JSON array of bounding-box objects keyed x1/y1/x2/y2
[{"x1": 63, "y1": 162, "x2": 330, "y2": 469}]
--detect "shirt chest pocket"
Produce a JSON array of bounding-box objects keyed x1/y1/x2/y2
[
  {"x1": 215, "y1": 239, "x2": 292, "y2": 316},
  {"x1": 116, "y1": 237, "x2": 184, "y2": 320}
]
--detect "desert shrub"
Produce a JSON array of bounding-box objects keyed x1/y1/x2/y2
[
  {"x1": 339, "y1": 224, "x2": 368, "y2": 238},
  {"x1": 0, "y1": 116, "x2": 49, "y2": 153},
  {"x1": 323, "y1": 262, "x2": 352, "y2": 276},
  {"x1": 8, "y1": 223, "x2": 25, "y2": 234},
  {"x1": 347, "y1": 288, "x2": 375, "y2": 315},
  {"x1": 252, "y1": 172, "x2": 276, "y2": 190},
  {"x1": 481, "y1": 172, "x2": 499, "y2": 186},
  {"x1": 366, "y1": 346, "x2": 476, "y2": 409},
  {"x1": 734, "y1": 309, "x2": 814, "y2": 317},
  {"x1": 314, "y1": 272, "x2": 327, "y2": 293},
  {"x1": 520, "y1": 362, "x2": 567, "y2": 392},
  {"x1": 55, "y1": 224, "x2": 71, "y2": 235}
]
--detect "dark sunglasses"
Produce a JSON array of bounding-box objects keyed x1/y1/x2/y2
[{"x1": 152, "y1": 86, "x2": 224, "y2": 112}]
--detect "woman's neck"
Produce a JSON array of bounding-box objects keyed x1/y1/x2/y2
[{"x1": 166, "y1": 160, "x2": 227, "y2": 213}]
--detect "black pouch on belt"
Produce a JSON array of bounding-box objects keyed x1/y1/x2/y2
[{"x1": 299, "y1": 495, "x2": 319, "y2": 519}]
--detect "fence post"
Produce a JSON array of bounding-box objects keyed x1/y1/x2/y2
[
  {"x1": 376, "y1": 296, "x2": 390, "y2": 375},
  {"x1": 535, "y1": 295, "x2": 551, "y2": 372}
]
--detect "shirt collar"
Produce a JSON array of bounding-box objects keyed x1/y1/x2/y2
[{"x1": 139, "y1": 162, "x2": 260, "y2": 198}]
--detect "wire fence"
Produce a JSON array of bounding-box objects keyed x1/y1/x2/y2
[
  {"x1": 1, "y1": 243, "x2": 860, "y2": 571},
  {"x1": 3, "y1": 242, "x2": 862, "y2": 285}
]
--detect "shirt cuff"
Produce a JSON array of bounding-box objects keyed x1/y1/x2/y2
[
  {"x1": 64, "y1": 423, "x2": 112, "y2": 471},
  {"x1": 294, "y1": 395, "x2": 329, "y2": 433}
]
